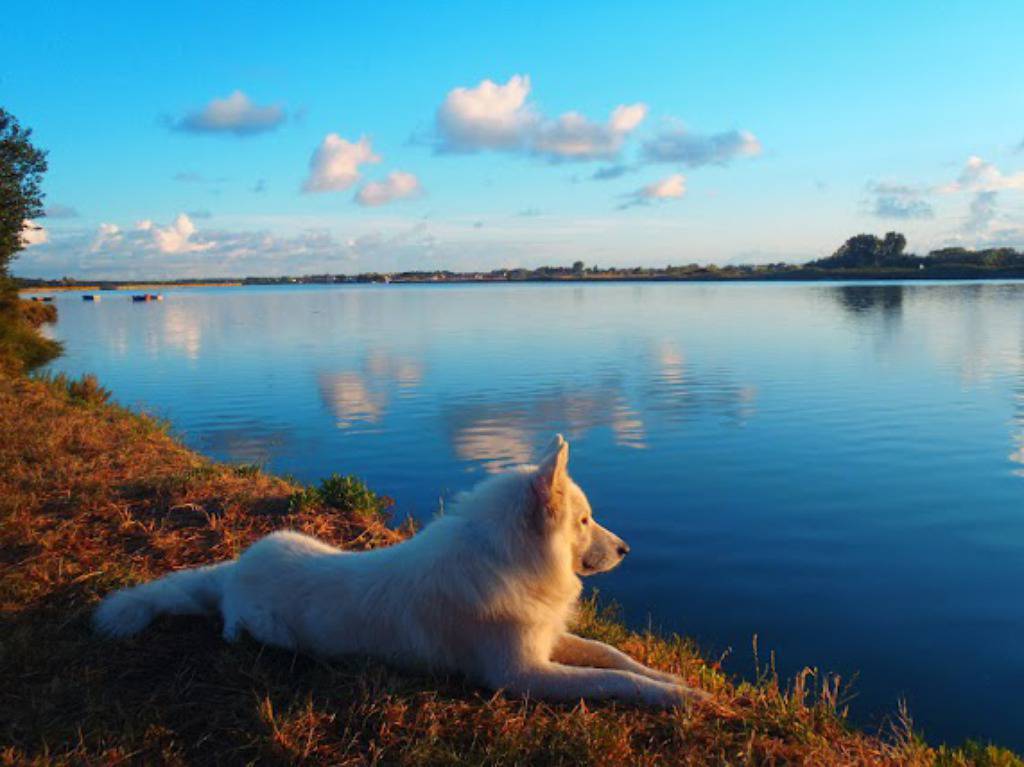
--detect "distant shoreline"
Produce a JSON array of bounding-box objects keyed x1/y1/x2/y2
[
  {"x1": 24, "y1": 230, "x2": 1024, "y2": 289},
  {"x1": 15, "y1": 268, "x2": 1024, "y2": 292},
  {"x1": 18, "y1": 281, "x2": 243, "y2": 293}
]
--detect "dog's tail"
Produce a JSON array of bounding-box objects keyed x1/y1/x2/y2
[{"x1": 93, "y1": 561, "x2": 234, "y2": 638}]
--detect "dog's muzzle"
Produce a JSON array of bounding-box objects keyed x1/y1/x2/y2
[{"x1": 579, "y1": 533, "x2": 630, "y2": 575}]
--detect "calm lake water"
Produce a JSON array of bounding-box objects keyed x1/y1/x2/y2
[{"x1": 42, "y1": 281, "x2": 1024, "y2": 748}]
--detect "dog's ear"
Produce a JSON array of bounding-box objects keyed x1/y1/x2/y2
[{"x1": 532, "y1": 434, "x2": 569, "y2": 519}]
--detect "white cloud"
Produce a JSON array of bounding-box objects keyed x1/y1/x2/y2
[
  {"x1": 90, "y1": 223, "x2": 122, "y2": 253},
  {"x1": 434, "y1": 74, "x2": 647, "y2": 161},
  {"x1": 610, "y1": 103, "x2": 648, "y2": 134},
  {"x1": 926, "y1": 156, "x2": 1024, "y2": 241},
  {"x1": 302, "y1": 134, "x2": 380, "y2": 193},
  {"x1": 436, "y1": 74, "x2": 537, "y2": 153},
  {"x1": 170, "y1": 90, "x2": 286, "y2": 136},
  {"x1": 644, "y1": 173, "x2": 686, "y2": 199},
  {"x1": 941, "y1": 156, "x2": 1024, "y2": 193},
  {"x1": 87, "y1": 215, "x2": 210, "y2": 257},
  {"x1": 532, "y1": 103, "x2": 648, "y2": 161},
  {"x1": 15, "y1": 215, "x2": 448, "y2": 279},
  {"x1": 641, "y1": 127, "x2": 761, "y2": 167},
  {"x1": 139, "y1": 213, "x2": 213, "y2": 254},
  {"x1": 620, "y1": 173, "x2": 686, "y2": 209},
  {"x1": 868, "y1": 182, "x2": 934, "y2": 219},
  {"x1": 20, "y1": 220, "x2": 48, "y2": 247},
  {"x1": 355, "y1": 171, "x2": 423, "y2": 206}
]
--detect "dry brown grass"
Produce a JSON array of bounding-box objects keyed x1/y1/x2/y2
[{"x1": 0, "y1": 371, "x2": 1020, "y2": 766}]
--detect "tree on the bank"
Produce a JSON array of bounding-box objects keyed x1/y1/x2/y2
[
  {"x1": 1, "y1": 107, "x2": 48, "y2": 277},
  {"x1": 810, "y1": 231, "x2": 912, "y2": 269},
  {"x1": 810, "y1": 232, "x2": 1024, "y2": 271}
]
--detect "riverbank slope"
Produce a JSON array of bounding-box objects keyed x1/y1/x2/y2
[{"x1": 1, "y1": 367, "x2": 1020, "y2": 765}]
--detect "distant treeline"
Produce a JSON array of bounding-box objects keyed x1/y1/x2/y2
[
  {"x1": 808, "y1": 231, "x2": 1024, "y2": 271},
  {"x1": 15, "y1": 232, "x2": 1024, "y2": 289}
]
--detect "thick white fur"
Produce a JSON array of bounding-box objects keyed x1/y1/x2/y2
[{"x1": 94, "y1": 435, "x2": 706, "y2": 706}]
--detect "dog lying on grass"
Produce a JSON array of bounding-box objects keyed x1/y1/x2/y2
[{"x1": 95, "y1": 435, "x2": 707, "y2": 707}]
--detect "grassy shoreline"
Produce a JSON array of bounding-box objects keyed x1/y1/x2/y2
[
  {"x1": 0, "y1": 287, "x2": 61, "y2": 376},
  {"x1": 1, "y1": 314, "x2": 1021, "y2": 764}
]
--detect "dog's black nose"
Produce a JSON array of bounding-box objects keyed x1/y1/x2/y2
[{"x1": 617, "y1": 543, "x2": 630, "y2": 557}]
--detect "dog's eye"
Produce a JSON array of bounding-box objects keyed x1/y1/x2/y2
[{"x1": 581, "y1": 517, "x2": 589, "y2": 525}]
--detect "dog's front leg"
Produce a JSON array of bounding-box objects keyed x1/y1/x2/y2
[
  {"x1": 499, "y1": 662, "x2": 705, "y2": 707},
  {"x1": 552, "y1": 633, "x2": 684, "y2": 685}
]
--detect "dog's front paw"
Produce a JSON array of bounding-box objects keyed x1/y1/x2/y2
[
  {"x1": 643, "y1": 681, "x2": 712, "y2": 708},
  {"x1": 679, "y1": 685, "x2": 713, "y2": 705}
]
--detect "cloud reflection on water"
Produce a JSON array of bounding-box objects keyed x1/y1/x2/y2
[
  {"x1": 448, "y1": 383, "x2": 643, "y2": 472},
  {"x1": 319, "y1": 372, "x2": 386, "y2": 429},
  {"x1": 318, "y1": 350, "x2": 425, "y2": 430},
  {"x1": 162, "y1": 304, "x2": 203, "y2": 360},
  {"x1": 649, "y1": 341, "x2": 757, "y2": 425},
  {"x1": 448, "y1": 342, "x2": 757, "y2": 472},
  {"x1": 199, "y1": 422, "x2": 291, "y2": 465}
]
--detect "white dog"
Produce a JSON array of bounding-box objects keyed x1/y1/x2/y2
[{"x1": 95, "y1": 435, "x2": 705, "y2": 706}]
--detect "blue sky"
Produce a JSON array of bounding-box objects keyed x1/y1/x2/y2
[{"x1": 6, "y1": 1, "x2": 1024, "y2": 278}]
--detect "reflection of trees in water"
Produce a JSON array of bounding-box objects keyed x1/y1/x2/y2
[
  {"x1": 318, "y1": 351, "x2": 425, "y2": 430},
  {"x1": 828, "y1": 284, "x2": 907, "y2": 355},
  {"x1": 832, "y1": 283, "x2": 1024, "y2": 334},
  {"x1": 829, "y1": 285, "x2": 1024, "y2": 476},
  {"x1": 837, "y1": 282, "x2": 1024, "y2": 385},
  {"x1": 832, "y1": 284, "x2": 905, "y2": 319}
]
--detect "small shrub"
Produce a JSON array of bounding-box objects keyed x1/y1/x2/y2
[
  {"x1": 37, "y1": 372, "x2": 112, "y2": 406},
  {"x1": 18, "y1": 299, "x2": 58, "y2": 327},
  {"x1": 935, "y1": 742, "x2": 1024, "y2": 767},
  {"x1": 232, "y1": 463, "x2": 262, "y2": 477},
  {"x1": 317, "y1": 473, "x2": 392, "y2": 521},
  {"x1": 66, "y1": 373, "x2": 111, "y2": 405},
  {"x1": 287, "y1": 486, "x2": 322, "y2": 514}
]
